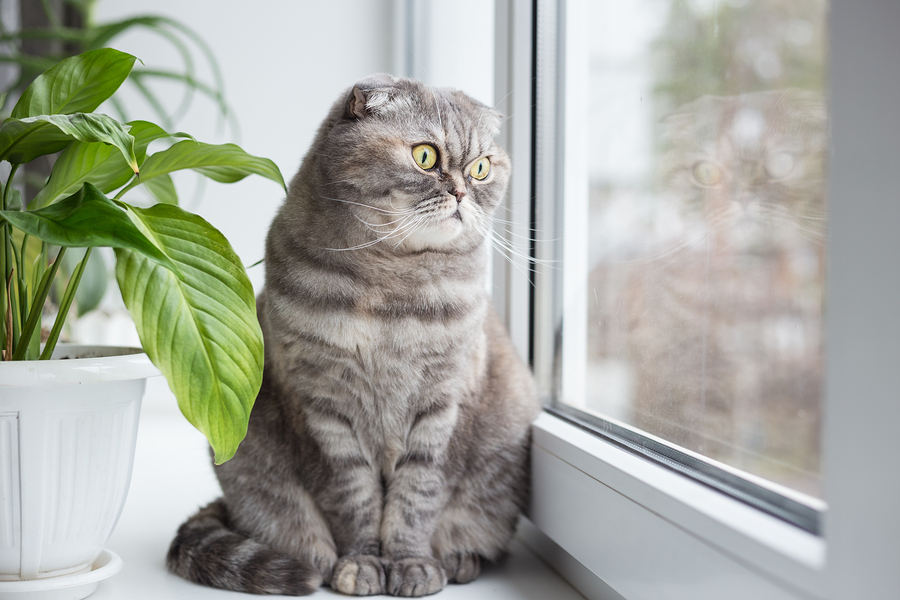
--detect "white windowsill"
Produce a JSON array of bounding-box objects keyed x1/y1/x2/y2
[
  {"x1": 528, "y1": 412, "x2": 827, "y2": 600},
  {"x1": 91, "y1": 378, "x2": 583, "y2": 600}
]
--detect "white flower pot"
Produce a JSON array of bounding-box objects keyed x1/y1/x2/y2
[{"x1": 0, "y1": 345, "x2": 159, "y2": 598}]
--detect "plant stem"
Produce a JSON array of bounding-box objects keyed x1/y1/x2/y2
[
  {"x1": 1, "y1": 164, "x2": 19, "y2": 359},
  {"x1": 0, "y1": 204, "x2": 5, "y2": 356},
  {"x1": 5, "y1": 264, "x2": 20, "y2": 352},
  {"x1": 12, "y1": 246, "x2": 65, "y2": 361},
  {"x1": 2, "y1": 165, "x2": 19, "y2": 290},
  {"x1": 3, "y1": 271, "x2": 11, "y2": 360},
  {"x1": 40, "y1": 247, "x2": 90, "y2": 360},
  {"x1": 10, "y1": 235, "x2": 28, "y2": 337},
  {"x1": 4, "y1": 240, "x2": 20, "y2": 353},
  {"x1": 1, "y1": 165, "x2": 18, "y2": 211},
  {"x1": 113, "y1": 173, "x2": 139, "y2": 201}
]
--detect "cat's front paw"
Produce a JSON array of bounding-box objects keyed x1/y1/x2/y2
[
  {"x1": 386, "y1": 557, "x2": 447, "y2": 597},
  {"x1": 441, "y1": 552, "x2": 482, "y2": 584},
  {"x1": 331, "y1": 555, "x2": 385, "y2": 596}
]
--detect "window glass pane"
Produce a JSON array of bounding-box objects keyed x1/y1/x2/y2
[{"x1": 572, "y1": 0, "x2": 828, "y2": 498}]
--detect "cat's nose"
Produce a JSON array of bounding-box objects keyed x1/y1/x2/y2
[{"x1": 453, "y1": 190, "x2": 465, "y2": 203}]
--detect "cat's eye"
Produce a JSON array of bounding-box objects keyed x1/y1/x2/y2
[
  {"x1": 764, "y1": 151, "x2": 795, "y2": 180},
  {"x1": 470, "y1": 157, "x2": 491, "y2": 180},
  {"x1": 691, "y1": 160, "x2": 724, "y2": 187},
  {"x1": 412, "y1": 144, "x2": 438, "y2": 170}
]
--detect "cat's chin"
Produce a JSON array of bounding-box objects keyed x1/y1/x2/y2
[
  {"x1": 402, "y1": 227, "x2": 463, "y2": 252},
  {"x1": 400, "y1": 217, "x2": 479, "y2": 253}
]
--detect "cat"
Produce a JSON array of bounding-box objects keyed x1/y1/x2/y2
[
  {"x1": 166, "y1": 74, "x2": 540, "y2": 597},
  {"x1": 586, "y1": 89, "x2": 827, "y2": 494}
]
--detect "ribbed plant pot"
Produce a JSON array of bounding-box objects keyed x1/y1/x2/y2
[{"x1": 0, "y1": 345, "x2": 159, "y2": 598}]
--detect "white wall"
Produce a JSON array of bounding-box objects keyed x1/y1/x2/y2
[
  {"x1": 393, "y1": 0, "x2": 495, "y2": 106},
  {"x1": 92, "y1": 0, "x2": 394, "y2": 293}
]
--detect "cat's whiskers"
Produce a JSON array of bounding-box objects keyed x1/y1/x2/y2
[
  {"x1": 608, "y1": 227, "x2": 711, "y2": 267},
  {"x1": 770, "y1": 213, "x2": 828, "y2": 245},
  {"x1": 353, "y1": 210, "x2": 415, "y2": 228},
  {"x1": 326, "y1": 238, "x2": 387, "y2": 252},
  {"x1": 326, "y1": 210, "x2": 422, "y2": 251},
  {"x1": 390, "y1": 219, "x2": 429, "y2": 249},
  {"x1": 492, "y1": 223, "x2": 558, "y2": 244},
  {"x1": 354, "y1": 211, "x2": 416, "y2": 230},
  {"x1": 432, "y1": 89, "x2": 444, "y2": 134},
  {"x1": 470, "y1": 216, "x2": 557, "y2": 275},
  {"x1": 490, "y1": 215, "x2": 539, "y2": 230},
  {"x1": 745, "y1": 202, "x2": 828, "y2": 245},
  {"x1": 320, "y1": 195, "x2": 410, "y2": 217}
]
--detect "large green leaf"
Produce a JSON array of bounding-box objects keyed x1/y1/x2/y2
[
  {"x1": 0, "y1": 113, "x2": 137, "y2": 169},
  {"x1": 10, "y1": 48, "x2": 136, "y2": 118},
  {"x1": 143, "y1": 173, "x2": 178, "y2": 205},
  {"x1": 120, "y1": 140, "x2": 285, "y2": 195},
  {"x1": 114, "y1": 203, "x2": 263, "y2": 463},
  {"x1": 31, "y1": 121, "x2": 171, "y2": 208},
  {"x1": 0, "y1": 183, "x2": 174, "y2": 270}
]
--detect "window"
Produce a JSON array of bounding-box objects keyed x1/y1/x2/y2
[
  {"x1": 541, "y1": 0, "x2": 829, "y2": 535},
  {"x1": 493, "y1": 1, "x2": 900, "y2": 599},
  {"x1": 572, "y1": 0, "x2": 827, "y2": 500}
]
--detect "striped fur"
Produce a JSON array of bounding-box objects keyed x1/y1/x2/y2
[
  {"x1": 167, "y1": 499, "x2": 320, "y2": 595},
  {"x1": 167, "y1": 75, "x2": 540, "y2": 597}
]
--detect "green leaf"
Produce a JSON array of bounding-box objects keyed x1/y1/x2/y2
[
  {"x1": 6, "y1": 187, "x2": 22, "y2": 211},
  {"x1": 32, "y1": 120, "x2": 171, "y2": 208},
  {"x1": 0, "y1": 118, "x2": 75, "y2": 163},
  {"x1": 121, "y1": 140, "x2": 285, "y2": 194},
  {"x1": 61, "y1": 247, "x2": 108, "y2": 316},
  {"x1": 0, "y1": 183, "x2": 174, "y2": 271},
  {"x1": 0, "y1": 113, "x2": 137, "y2": 169},
  {"x1": 144, "y1": 173, "x2": 178, "y2": 205},
  {"x1": 11, "y1": 48, "x2": 136, "y2": 118},
  {"x1": 114, "y1": 204, "x2": 262, "y2": 463}
]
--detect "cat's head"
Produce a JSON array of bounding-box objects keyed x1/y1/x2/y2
[
  {"x1": 658, "y1": 89, "x2": 827, "y2": 254},
  {"x1": 293, "y1": 74, "x2": 510, "y2": 255}
]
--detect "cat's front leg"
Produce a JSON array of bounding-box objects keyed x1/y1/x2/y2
[
  {"x1": 304, "y1": 400, "x2": 386, "y2": 595},
  {"x1": 380, "y1": 400, "x2": 458, "y2": 597}
]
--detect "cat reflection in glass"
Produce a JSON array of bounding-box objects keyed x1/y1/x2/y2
[{"x1": 588, "y1": 89, "x2": 827, "y2": 491}]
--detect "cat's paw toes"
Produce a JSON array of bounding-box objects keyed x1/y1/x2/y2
[
  {"x1": 386, "y1": 557, "x2": 447, "y2": 597},
  {"x1": 331, "y1": 555, "x2": 385, "y2": 596},
  {"x1": 441, "y1": 552, "x2": 482, "y2": 584}
]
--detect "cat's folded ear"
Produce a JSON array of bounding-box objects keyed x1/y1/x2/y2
[
  {"x1": 480, "y1": 106, "x2": 503, "y2": 137},
  {"x1": 345, "y1": 73, "x2": 399, "y2": 119}
]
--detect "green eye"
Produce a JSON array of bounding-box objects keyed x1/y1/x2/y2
[
  {"x1": 691, "y1": 160, "x2": 723, "y2": 187},
  {"x1": 412, "y1": 144, "x2": 438, "y2": 170},
  {"x1": 470, "y1": 157, "x2": 491, "y2": 180}
]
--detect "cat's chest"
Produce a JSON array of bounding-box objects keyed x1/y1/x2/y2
[{"x1": 305, "y1": 279, "x2": 485, "y2": 353}]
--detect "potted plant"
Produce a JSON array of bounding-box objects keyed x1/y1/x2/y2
[{"x1": 0, "y1": 48, "x2": 282, "y2": 596}]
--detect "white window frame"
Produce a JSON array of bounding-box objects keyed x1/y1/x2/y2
[{"x1": 493, "y1": 1, "x2": 900, "y2": 599}]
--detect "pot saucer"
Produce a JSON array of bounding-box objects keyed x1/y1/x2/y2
[{"x1": 0, "y1": 549, "x2": 122, "y2": 600}]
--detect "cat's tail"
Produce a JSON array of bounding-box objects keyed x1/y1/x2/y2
[{"x1": 166, "y1": 498, "x2": 320, "y2": 595}]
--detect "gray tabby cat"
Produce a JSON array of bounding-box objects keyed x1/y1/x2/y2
[{"x1": 166, "y1": 74, "x2": 540, "y2": 597}]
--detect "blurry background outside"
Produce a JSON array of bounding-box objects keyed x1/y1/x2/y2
[{"x1": 576, "y1": 0, "x2": 828, "y2": 498}]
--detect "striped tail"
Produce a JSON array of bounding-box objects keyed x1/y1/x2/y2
[{"x1": 167, "y1": 499, "x2": 320, "y2": 595}]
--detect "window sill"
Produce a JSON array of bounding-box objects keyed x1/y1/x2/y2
[
  {"x1": 528, "y1": 412, "x2": 826, "y2": 600},
  {"x1": 93, "y1": 379, "x2": 583, "y2": 600}
]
